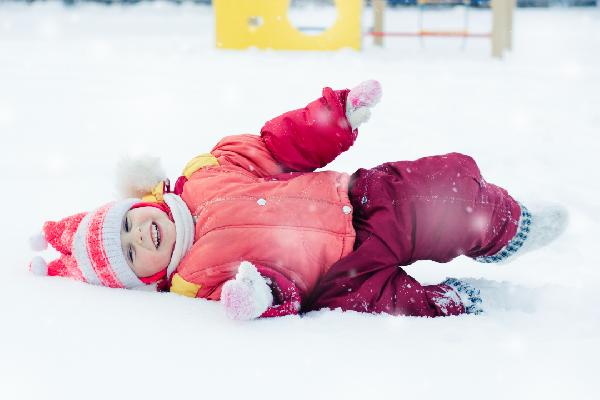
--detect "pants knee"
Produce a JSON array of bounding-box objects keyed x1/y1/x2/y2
[{"x1": 446, "y1": 152, "x2": 482, "y2": 179}]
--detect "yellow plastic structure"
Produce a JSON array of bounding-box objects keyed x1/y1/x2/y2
[{"x1": 213, "y1": 0, "x2": 362, "y2": 50}]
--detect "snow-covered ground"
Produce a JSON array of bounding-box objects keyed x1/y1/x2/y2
[{"x1": 1, "y1": 2, "x2": 599, "y2": 399}]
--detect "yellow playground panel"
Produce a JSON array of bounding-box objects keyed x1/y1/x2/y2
[{"x1": 213, "y1": 0, "x2": 362, "y2": 50}]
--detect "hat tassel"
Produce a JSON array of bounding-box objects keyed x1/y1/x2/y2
[
  {"x1": 29, "y1": 256, "x2": 48, "y2": 276},
  {"x1": 29, "y1": 232, "x2": 48, "y2": 252}
]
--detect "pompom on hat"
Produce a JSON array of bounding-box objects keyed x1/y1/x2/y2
[{"x1": 29, "y1": 154, "x2": 195, "y2": 289}]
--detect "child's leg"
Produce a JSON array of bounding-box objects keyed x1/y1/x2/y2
[
  {"x1": 350, "y1": 152, "x2": 523, "y2": 265},
  {"x1": 308, "y1": 152, "x2": 521, "y2": 317},
  {"x1": 307, "y1": 234, "x2": 482, "y2": 317}
]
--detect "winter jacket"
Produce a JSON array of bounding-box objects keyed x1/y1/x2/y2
[{"x1": 169, "y1": 88, "x2": 357, "y2": 311}]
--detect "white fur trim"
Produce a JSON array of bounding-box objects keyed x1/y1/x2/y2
[
  {"x1": 29, "y1": 232, "x2": 48, "y2": 252},
  {"x1": 163, "y1": 194, "x2": 194, "y2": 278},
  {"x1": 346, "y1": 107, "x2": 371, "y2": 131},
  {"x1": 30, "y1": 256, "x2": 48, "y2": 276},
  {"x1": 116, "y1": 155, "x2": 167, "y2": 198},
  {"x1": 221, "y1": 262, "x2": 273, "y2": 320}
]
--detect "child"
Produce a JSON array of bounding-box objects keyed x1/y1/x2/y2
[{"x1": 29, "y1": 80, "x2": 568, "y2": 320}]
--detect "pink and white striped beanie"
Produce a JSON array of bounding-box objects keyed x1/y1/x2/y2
[
  {"x1": 29, "y1": 199, "x2": 146, "y2": 289},
  {"x1": 29, "y1": 155, "x2": 195, "y2": 289}
]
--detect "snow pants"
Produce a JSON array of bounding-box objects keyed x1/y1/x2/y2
[{"x1": 307, "y1": 153, "x2": 521, "y2": 317}]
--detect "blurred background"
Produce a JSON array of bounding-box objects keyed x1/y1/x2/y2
[{"x1": 4, "y1": 0, "x2": 598, "y2": 5}]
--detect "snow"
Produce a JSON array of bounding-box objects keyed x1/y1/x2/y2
[{"x1": 1, "y1": 2, "x2": 599, "y2": 399}]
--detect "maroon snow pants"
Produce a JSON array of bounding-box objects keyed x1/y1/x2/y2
[{"x1": 307, "y1": 153, "x2": 521, "y2": 317}]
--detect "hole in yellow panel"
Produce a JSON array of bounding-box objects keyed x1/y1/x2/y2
[
  {"x1": 288, "y1": 0, "x2": 337, "y2": 36},
  {"x1": 248, "y1": 16, "x2": 264, "y2": 30}
]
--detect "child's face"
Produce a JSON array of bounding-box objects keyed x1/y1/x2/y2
[{"x1": 120, "y1": 206, "x2": 176, "y2": 278}]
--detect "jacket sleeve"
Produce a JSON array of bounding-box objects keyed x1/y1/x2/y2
[
  {"x1": 260, "y1": 87, "x2": 357, "y2": 172},
  {"x1": 255, "y1": 266, "x2": 301, "y2": 318},
  {"x1": 209, "y1": 134, "x2": 287, "y2": 178}
]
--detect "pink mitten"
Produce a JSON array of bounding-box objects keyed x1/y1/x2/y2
[
  {"x1": 221, "y1": 262, "x2": 274, "y2": 320},
  {"x1": 346, "y1": 80, "x2": 382, "y2": 130}
]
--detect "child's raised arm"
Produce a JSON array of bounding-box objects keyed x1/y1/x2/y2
[
  {"x1": 260, "y1": 80, "x2": 381, "y2": 172},
  {"x1": 202, "y1": 81, "x2": 381, "y2": 178}
]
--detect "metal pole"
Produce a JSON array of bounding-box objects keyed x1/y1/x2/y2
[
  {"x1": 506, "y1": 0, "x2": 515, "y2": 51},
  {"x1": 462, "y1": 0, "x2": 470, "y2": 50},
  {"x1": 373, "y1": 0, "x2": 385, "y2": 47},
  {"x1": 418, "y1": 0, "x2": 425, "y2": 48},
  {"x1": 491, "y1": 0, "x2": 507, "y2": 58}
]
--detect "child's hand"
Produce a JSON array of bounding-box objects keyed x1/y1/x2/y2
[
  {"x1": 346, "y1": 80, "x2": 382, "y2": 130},
  {"x1": 221, "y1": 261, "x2": 273, "y2": 320}
]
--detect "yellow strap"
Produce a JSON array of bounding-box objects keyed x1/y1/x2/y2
[
  {"x1": 170, "y1": 273, "x2": 202, "y2": 298},
  {"x1": 139, "y1": 153, "x2": 218, "y2": 202},
  {"x1": 141, "y1": 181, "x2": 166, "y2": 203},
  {"x1": 182, "y1": 153, "x2": 219, "y2": 179}
]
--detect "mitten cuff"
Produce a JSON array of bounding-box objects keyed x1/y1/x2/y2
[{"x1": 257, "y1": 266, "x2": 302, "y2": 318}]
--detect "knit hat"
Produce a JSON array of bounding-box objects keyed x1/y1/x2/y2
[
  {"x1": 29, "y1": 199, "x2": 148, "y2": 288},
  {"x1": 29, "y1": 155, "x2": 195, "y2": 289}
]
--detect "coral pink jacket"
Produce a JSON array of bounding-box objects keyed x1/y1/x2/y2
[{"x1": 172, "y1": 88, "x2": 358, "y2": 300}]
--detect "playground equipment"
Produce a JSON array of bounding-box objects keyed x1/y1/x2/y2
[
  {"x1": 213, "y1": 0, "x2": 362, "y2": 50},
  {"x1": 370, "y1": 0, "x2": 516, "y2": 58},
  {"x1": 213, "y1": 0, "x2": 515, "y2": 57}
]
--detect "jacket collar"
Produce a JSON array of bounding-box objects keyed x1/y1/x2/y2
[{"x1": 163, "y1": 193, "x2": 194, "y2": 278}]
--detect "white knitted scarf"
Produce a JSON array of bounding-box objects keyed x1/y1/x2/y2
[{"x1": 163, "y1": 193, "x2": 195, "y2": 278}]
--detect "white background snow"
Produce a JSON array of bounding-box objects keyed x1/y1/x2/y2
[{"x1": 1, "y1": 2, "x2": 599, "y2": 399}]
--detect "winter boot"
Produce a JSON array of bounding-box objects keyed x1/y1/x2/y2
[{"x1": 476, "y1": 203, "x2": 569, "y2": 264}]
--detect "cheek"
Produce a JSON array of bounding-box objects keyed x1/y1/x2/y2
[
  {"x1": 166, "y1": 223, "x2": 177, "y2": 246},
  {"x1": 160, "y1": 217, "x2": 176, "y2": 245},
  {"x1": 136, "y1": 248, "x2": 170, "y2": 276}
]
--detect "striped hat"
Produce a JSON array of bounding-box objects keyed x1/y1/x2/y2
[
  {"x1": 29, "y1": 155, "x2": 195, "y2": 289},
  {"x1": 29, "y1": 199, "x2": 146, "y2": 289}
]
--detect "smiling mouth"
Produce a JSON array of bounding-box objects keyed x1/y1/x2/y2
[{"x1": 151, "y1": 222, "x2": 161, "y2": 249}]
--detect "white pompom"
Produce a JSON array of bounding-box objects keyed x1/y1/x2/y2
[
  {"x1": 116, "y1": 155, "x2": 167, "y2": 198},
  {"x1": 30, "y1": 256, "x2": 48, "y2": 276},
  {"x1": 346, "y1": 107, "x2": 372, "y2": 131},
  {"x1": 29, "y1": 232, "x2": 48, "y2": 251}
]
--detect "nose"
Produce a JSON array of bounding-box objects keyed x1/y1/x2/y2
[
  {"x1": 126, "y1": 226, "x2": 143, "y2": 246},
  {"x1": 136, "y1": 226, "x2": 144, "y2": 245}
]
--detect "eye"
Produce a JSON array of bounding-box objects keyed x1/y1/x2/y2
[
  {"x1": 123, "y1": 216, "x2": 130, "y2": 232},
  {"x1": 128, "y1": 245, "x2": 134, "y2": 263}
]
